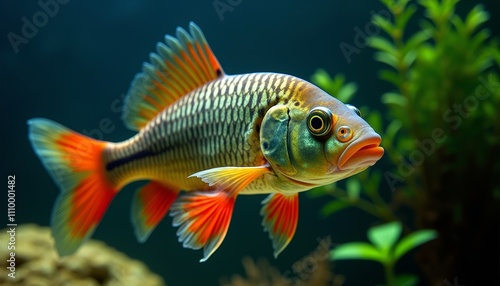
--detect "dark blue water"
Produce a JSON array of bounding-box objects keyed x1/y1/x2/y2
[{"x1": 1, "y1": 1, "x2": 499, "y2": 285}]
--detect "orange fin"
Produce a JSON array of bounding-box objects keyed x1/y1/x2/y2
[
  {"x1": 28, "y1": 118, "x2": 117, "y2": 256},
  {"x1": 261, "y1": 193, "x2": 299, "y2": 258},
  {"x1": 170, "y1": 191, "x2": 235, "y2": 262},
  {"x1": 131, "y1": 181, "x2": 179, "y2": 243},
  {"x1": 170, "y1": 165, "x2": 269, "y2": 262},
  {"x1": 188, "y1": 165, "x2": 271, "y2": 195},
  {"x1": 123, "y1": 22, "x2": 225, "y2": 131}
]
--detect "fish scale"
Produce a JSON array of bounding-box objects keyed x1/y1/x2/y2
[{"x1": 104, "y1": 73, "x2": 302, "y2": 190}]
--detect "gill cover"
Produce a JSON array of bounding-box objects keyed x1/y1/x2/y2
[
  {"x1": 287, "y1": 106, "x2": 332, "y2": 176},
  {"x1": 260, "y1": 105, "x2": 295, "y2": 175}
]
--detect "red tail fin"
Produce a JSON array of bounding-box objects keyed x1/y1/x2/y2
[{"x1": 28, "y1": 118, "x2": 117, "y2": 256}]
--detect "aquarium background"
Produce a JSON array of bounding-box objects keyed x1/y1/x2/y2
[{"x1": 1, "y1": 0, "x2": 499, "y2": 285}]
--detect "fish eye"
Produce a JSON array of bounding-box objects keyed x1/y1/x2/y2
[
  {"x1": 336, "y1": 126, "x2": 353, "y2": 142},
  {"x1": 307, "y1": 107, "x2": 333, "y2": 138},
  {"x1": 346, "y1": 104, "x2": 362, "y2": 117}
]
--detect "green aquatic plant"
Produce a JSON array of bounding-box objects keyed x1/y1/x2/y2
[
  {"x1": 311, "y1": 0, "x2": 499, "y2": 284},
  {"x1": 331, "y1": 222, "x2": 437, "y2": 286}
]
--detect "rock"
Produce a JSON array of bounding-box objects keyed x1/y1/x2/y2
[{"x1": 0, "y1": 224, "x2": 165, "y2": 286}]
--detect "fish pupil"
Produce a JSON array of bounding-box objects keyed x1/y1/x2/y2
[
  {"x1": 307, "y1": 107, "x2": 333, "y2": 138},
  {"x1": 310, "y1": 116, "x2": 323, "y2": 130}
]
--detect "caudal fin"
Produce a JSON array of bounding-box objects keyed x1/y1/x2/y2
[{"x1": 28, "y1": 118, "x2": 117, "y2": 256}]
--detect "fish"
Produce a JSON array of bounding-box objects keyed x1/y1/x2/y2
[{"x1": 28, "y1": 22, "x2": 384, "y2": 262}]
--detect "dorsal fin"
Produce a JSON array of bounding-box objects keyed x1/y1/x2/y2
[{"x1": 123, "y1": 22, "x2": 225, "y2": 131}]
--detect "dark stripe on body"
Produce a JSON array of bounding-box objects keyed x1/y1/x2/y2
[{"x1": 105, "y1": 146, "x2": 170, "y2": 171}]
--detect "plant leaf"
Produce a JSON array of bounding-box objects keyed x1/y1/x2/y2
[
  {"x1": 385, "y1": 120, "x2": 403, "y2": 143},
  {"x1": 368, "y1": 222, "x2": 402, "y2": 252},
  {"x1": 404, "y1": 29, "x2": 431, "y2": 53},
  {"x1": 402, "y1": 50, "x2": 417, "y2": 67},
  {"x1": 396, "y1": 136, "x2": 415, "y2": 153},
  {"x1": 451, "y1": 14, "x2": 466, "y2": 36},
  {"x1": 382, "y1": 92, "x2": 408, "y2": 107},
  {"x1": 372, "y1": 14, "x2": 396, "y2": 35},
  {"x1": 395, "y1": 5, "x2": 416, "y2": 30},
  {"x1": 307, "y1": 186, "x2": 327, "y2": 198},
  {"x1": 379, "y1": 70, "x2": 402, "y2": 87},
  {"x1": 465, "y1": 5, "x2": 489, "y2": 34},
  {"x1": 330, "y1": 242, "x2": 383, "y2": 262},
  {"x1": 369, "y1": 37, "x2": 397, "y2": 55},
  {"x1": 346, "y1": 179, "x2": 361, "y2": 200},
  {"x1": 374, "y1": 51, "x2": 399, "y2": 68},
  {"x1": 394, "y1": 229, "x2": 438, "y2": 261},
  {"x1": 395, "y1": 274, "x2": 419, "y2": 286},
  {"x1": 417, "y1": 45, "x2": 436, "y2": 64},
  {"x1": 419, "y1": 0, "x2": 440, "y2": 20},
  {"x1": 366, "y1": 110, "x2": 383, "y2": 133},
  {"x1": 337, "y1": 82, "x2": 357, "y2": 103},
  {"x1": 365, "y1": 170, "x2": 382, "y2": 196},
  {"x1": 320, "y1": 200, "x2": 349, "y2": 217},
  {"x1": 311, "y1": 69, "x2": 332, "y2": 91}
]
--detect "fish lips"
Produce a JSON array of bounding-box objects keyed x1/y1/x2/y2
[{"x1": 337, "y1": 133, "x2": 384, "y2": 170}]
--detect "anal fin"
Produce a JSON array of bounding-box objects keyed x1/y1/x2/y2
[
  {"x1": 261, "y1": 193, "x2": 299, "y2": 258},
  {"x1": 131, "y1": 181, "x2": 179, "y2": 243}
]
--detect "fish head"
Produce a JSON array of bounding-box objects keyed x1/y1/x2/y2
[{"x1": 260, "y1": 87, "x2": 384, "y2": 187}]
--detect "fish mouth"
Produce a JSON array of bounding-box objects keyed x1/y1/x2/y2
[{"x1": 337, "y1": 133, "x2": 384, "y2": 170}]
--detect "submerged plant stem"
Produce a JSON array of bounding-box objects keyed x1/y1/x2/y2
[
  {"x1": 384, "y1": 260, "x2": 396, "y2": 286},
  {"x1": 325, "y1": 188, "x2": 398, "y2": 222}
]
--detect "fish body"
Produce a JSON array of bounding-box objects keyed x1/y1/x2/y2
[
  {"x1": 107, "y1": 73, "x2": 304, "y2": 194},
  {"x1": 28, "y1": 23, "x2": 384, "y2": 261}
]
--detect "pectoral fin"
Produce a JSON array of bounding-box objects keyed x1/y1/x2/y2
[
  {"x1": 188, "y1": 165, "x2": 271, "y2": 195},
  {"x1": 261, "y1": 193, "x2": 299, "y2": 258}
]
